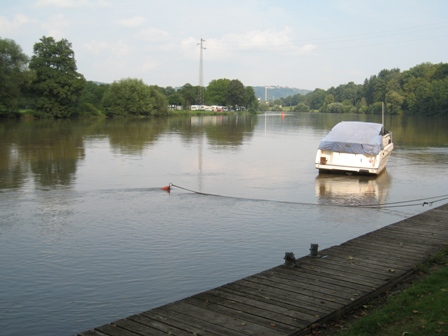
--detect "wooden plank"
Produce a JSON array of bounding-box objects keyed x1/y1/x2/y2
[
  {"x1": 390, "y1": 218, "x2": 448, "y2": 232},
  {"x1": 340, "y1": 241, "x2": 432, "y2": 261},
  {"x1": 357, "y1": 232, "x2": 444, "y2": 247},
  {"x1": 206, "y1": 286, "x2": 313, "y2": 324},
  {"x1": 289, "y1": 268, "x2": 417, "y2": 336},
  {"x1": 254, "y1": 270, "x2": 366, "y2": 299},
  {"x1": 317, "y1": 246, "x2": 414, "y2": 270},
  {"x1": 324, "y1": 243, "x2": 423, "y2": 263},
  {"x1": 78, "y1": 330, "x2": 107, "y2": 336},
  {"x1": 381, "y1": 225, "x2": 448, "y2": 241},
  {"x1": 95, "y1": 323, "x2": 141, "y2": 336},
  {"x1": 240, "y1": 277, "x2": 343, "y2": 310},
  {"x1": 292, "y1": 262, "x2": 386, "y2": 288},
  {"x1": 127, "y1": 314, "x2": 195, "y2": 336},
  {"x1": 297, "y1": 257, "x2": 397, "y2": 281},
  {"x1": 302, "y1": 254, "x2": 409, "y2": 273},
  {"x1": 162, "y1": 300, "x2": 281, "y2": 336},
  {"x1": 142, "y1": 308, "x2": 238, "y2": 336},
  {"x1": 185, "y1": 295, "x2": 296, "y2": 334},
  {"x1": 272, "y1": 266, "x2": 375, "y2": 291},
  {"x1": 113, "y1": 319, "x2": 170, "y2": 336},
  {"x1": 217, "y1": 283, "x2": 321, "y2": 322},
  {"x1": 195, "y1": 289, "x2": 309, "y2": 328}
]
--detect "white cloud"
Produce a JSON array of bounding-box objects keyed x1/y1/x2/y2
[
  {"x1": 84, "y1": 40, "x2": 109, "y2": 55},
  {"x1": 84, "y1": 39, "x2": 131, "y2": 58},
  {"x1": 35, "y1": 0, "x2": 109, "y2": 8},
  {"x1": 141, "y1": 59, "x2": 159, "y2": 72},
  {"x1": 192, "y1": 28, "x2": 316, "y2": 62},
  {"x1": 110, "y1": 40, "x2": 132, "y2": 58},
  {"x1": 0, "y1": 14, "x2": 31, "y2": 33},
  {"x1": 117, "y1": 16, "x2": 145, "y2": 27},
  {"x1": 180, "y1": 37, "x2": 200, "y2": 60},
  {"x1": 41, "y1": 14, "x2": 70, "y2": 39},
  {"x1": 140, "y1": 28, "x2": 170, "y2": 42},
  {"x1": 301, "y1": 44, "x2": 317, "y2": 53}
]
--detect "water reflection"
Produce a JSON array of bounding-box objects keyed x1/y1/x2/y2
[
  {"x1": 0, "y1": 116, "x2": 260, "y2": 192},
  {"x1": 0, "y1": 120, "x2": 85, "y2": 189},
  {"x1": 107, "y1": 118, "x2": 169, "y2": 155},
  {"x1": 315, "y1": 171, "x2": 392, "y2": 206}
]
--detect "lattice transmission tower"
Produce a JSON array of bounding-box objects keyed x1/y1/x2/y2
[{"x1": 197, "y1": 38, "x2": 206, "y2": 105}]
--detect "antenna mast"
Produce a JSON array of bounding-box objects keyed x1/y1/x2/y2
[{"x1": 197, "y1": 38, "x2": 206, "y2": 105}]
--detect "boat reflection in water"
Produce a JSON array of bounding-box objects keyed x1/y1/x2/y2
[{"x1": 315, "y1": 171, "x2": 392, "y2": 206}]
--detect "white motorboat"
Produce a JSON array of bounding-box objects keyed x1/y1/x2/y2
[{"x1": 315, "y1": 121, "x2": 393, "y2": 175}]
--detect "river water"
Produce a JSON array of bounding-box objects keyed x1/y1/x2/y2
[{"x1": 0, "y1": 113, "x2": 447, "y2": 336}]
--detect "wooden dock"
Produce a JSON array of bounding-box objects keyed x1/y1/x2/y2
[{"x1": 79, "y1": 203, "x2": 448, "y2": 336}]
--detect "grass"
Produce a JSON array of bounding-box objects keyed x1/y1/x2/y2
[{"x1": 333, "y1": 247, "x2": 448, "y2": 336}]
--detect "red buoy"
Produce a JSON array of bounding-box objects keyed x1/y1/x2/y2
[{"x1": 161, "y1": 185, "x2": 171, "y2": 191}]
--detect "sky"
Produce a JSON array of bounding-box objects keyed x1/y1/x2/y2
[{"x1": 1, "y1": 0, "x2": 448, "y2": 90}]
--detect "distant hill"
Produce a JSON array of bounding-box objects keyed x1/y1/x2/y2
[{"x1": 252, "y1": 86, "x2": 311, "y2": 101}]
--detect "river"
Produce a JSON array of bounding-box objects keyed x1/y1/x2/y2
[{"x1": 0, "y1": 113, "x2": 447, "y2": 336}]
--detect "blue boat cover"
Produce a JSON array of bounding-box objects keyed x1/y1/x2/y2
[{"x1": 318, "y1": 122, "x2": 384, "y2": 155}]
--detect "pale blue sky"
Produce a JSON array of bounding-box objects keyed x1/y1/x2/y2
[{"x1": 1, "y1": 0, "x2": 447, "y2": 90}]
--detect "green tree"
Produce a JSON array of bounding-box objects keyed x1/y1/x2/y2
[
  {"x1": 0, "y1": 38, "x2": 29, "y2": 117},
  {"x1": 101, "y1": 78, "x2": 168, "y2": 117},
  {"x1": 29, "y1": 36, "x2": 85, "y2": 118},
  {"x1": 432, "y1": 77, "x2": 448, "y2": 115},
  {"x1": 226, "y1": 79, "x2": 246, "y2": 109},
  {"x1": 357, "y1": 97, "x2": 368, "y2": 114},
  {"x1": 432, "y1": 63, "x2": 448, "y2": 80},
  {"x1": 178, "y1": 83, "x2": 197, "y2": 109},
  {"x1": 293, "y1": 103, "x2": 310, "y2": 112},
  {"x1": 76, "y1": 81, "x2": 108, "y2": 116},
  {"x1": 163, "y1": 86, "x2": 183, "y2": 107},
  {"x1": 244, "y1": 86, "x2": 258, "y2": 113},
  {"x1": 206, "y1": 78, "x2": 230, "y2": 106},
  {"x1": 326, "y1": 102, "x2": 344, "y2": 113},
  {"x1": 386, "y1": 91, "x2": 405, "y2": 115},
  {"x1": 307, "y1": 89, "x2": 326, "y2": 110},
  {"x1": 324, "y1": 94, "x2": 335, "y2": 105}
]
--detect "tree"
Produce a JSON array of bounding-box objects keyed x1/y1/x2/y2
[
  {"x1": 357, "y1": 98, "x2": 368, "y2": 114},
  {"x1": 386, "y1": 91, "x2": 405, "y2": 115},
  {"x1": 162, "y1": 86, "x2": 183, "y2": 107},
  {"x1": 226, "y1": 79, "x2": 246, "y2": 109},
  {"x1": 0, "y1": 38, "x2": 29, "y2": 117},
  {"x1": 244, "y1": 86, "x2": 258, "y2": 113},
  {"x1": 178, "y1": 83, "x2": 197, "y2": 109},
  {"x1": 307, "y1": 89, "x2": 326, "y2": 110},
  {"x1": 77, "y1": 81, "x2": 108, "y2": 116},
  {"x1": 206, "y1": 78, "x2": 230, "y2": 106},
  {"x1": 293, "y1": 103, "x2": 310, "y2": 112},
  {"x1": 326, "y1": 102, "x2": 344, "y2": 113},
  {"x1": 432, "y1": 77, "x2": 448, "y2": 115},
  {"x1": 29, "y1": 36, "x2": 85, "y2": 118},
  {"x1": 101, "y1": 78, "x2": 168, "y2": 117}
]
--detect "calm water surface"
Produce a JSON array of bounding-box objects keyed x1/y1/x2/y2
[{"x1": 0, "y1": 113, "x2": 447, "y2": 336}]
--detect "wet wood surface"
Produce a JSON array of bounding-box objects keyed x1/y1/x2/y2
[{"x1": 78, "y1": 203, "x2": 448, "y2": 336}]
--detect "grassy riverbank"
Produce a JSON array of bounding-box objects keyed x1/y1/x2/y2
[{"x1": 313, "y1": 247, "x2": 448, "y2": 336}]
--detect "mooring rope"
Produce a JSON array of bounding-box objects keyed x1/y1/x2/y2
[{"x1": 168, "y1": 183, "x2": 448, "y2": 209}]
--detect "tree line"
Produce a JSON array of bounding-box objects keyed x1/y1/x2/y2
[
  {"x1": 272, "y1": 63, "x2": 448, "y2": 116},
  {"x1": 1, "y1": 36, "x2": 447, "y2": 119},
  {"x1": 0, "y1": 36, "x2": 258, "y2": 119}
]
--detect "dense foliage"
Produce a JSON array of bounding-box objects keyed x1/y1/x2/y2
[
  {"x1": 102, "y1": 78, "x2": 168, "y2": 117},
  {"x1": 274, "y1": 62, "x2": 448, "y2": 116},
  {"x1": 1, "y1": 36, "x2": 447, "y2": 118},
  {"x1": 29, "y1": 36, "x2": 85, "y2": 118},
  {"x1": 0, "y1": 38, "x2": 29, "y2": 117}
]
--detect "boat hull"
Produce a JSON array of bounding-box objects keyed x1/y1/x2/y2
[{"x1": 315, "y1": 142, "x2": 393, "y2": 175}]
